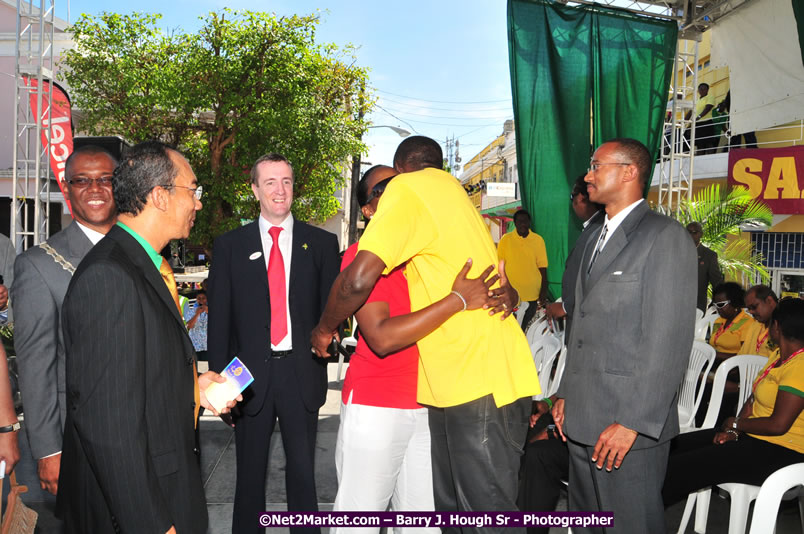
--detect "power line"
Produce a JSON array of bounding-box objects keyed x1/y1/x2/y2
[
  {"x1": 378, "y1": 94, "x2": 513, "y2": 112},
  {"x1": 372, "y1": 87, "x2": 512, "y2": 105},
  {"x1": 379, "y1": 103, "x2": 512, "y2": 121},
  {"x1": 374, "y1": 108, "x2": 509, "y2": 128}
]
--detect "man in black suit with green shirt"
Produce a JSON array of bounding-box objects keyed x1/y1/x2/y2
[{"x1": 58, "y1": 141, "x2": 237, "y2": 534}]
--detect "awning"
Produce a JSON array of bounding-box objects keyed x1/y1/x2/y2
[{"x1": 480, "y1": 200, "x2": 522, "y2": 219}]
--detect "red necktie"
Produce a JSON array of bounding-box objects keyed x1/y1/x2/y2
[{"x1": 268, "y1": 226, "x2": 287, "y2": 345}]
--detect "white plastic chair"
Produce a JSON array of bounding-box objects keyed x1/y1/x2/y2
[
  {"x1": 546, "y1": 345, "x2": 567, "y2": 398},
  {"x1": 677, "y1": 354, "x2": 769, "y2": 534},
  {"x1": 695, "y1": 308, "x2": 704, "y2": 323},
  {"x1": 530, "y1": 335, "x2": 561, "y2": 401},
  {"x1": 337, "y1": 315, "x2": 358, "y2": 383},
  {"x1": 748, "y1": 463, "x2": 804, "y2": 534},
  {"x1": 695, "y1": 308, "x2": 719, "y2": 341},
  {"x1": 677, "y1": 342, "x2": 717, "y2": 433},
  {"x1": 515, "y1": 301, "x2": 529, "y2": 325}
]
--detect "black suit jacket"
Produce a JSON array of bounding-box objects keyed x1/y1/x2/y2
[
  {"x1": 561, "y1": 211, "x2": 604, "y2": 339},
  {"x1": 207, "y1": 219, "x2": 340, "y2": 415},
  {"x1": 696, "y1": 244, "x2": 723, "y2": 311},
  {"x1": 57, "y1": 226, "x2": 207, "y2": 534}
]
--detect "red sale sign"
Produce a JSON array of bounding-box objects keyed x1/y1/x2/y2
[
  {"x1": 23, "y1": 77, "x2": 74, "y2": 215},
  {"x1": 728, "y1": 146, "x2": 804, "y2": 215}
]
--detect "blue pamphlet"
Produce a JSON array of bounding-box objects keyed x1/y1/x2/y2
[{"x1": 204, "y1": 356, "x2": 254, "y2": 412}]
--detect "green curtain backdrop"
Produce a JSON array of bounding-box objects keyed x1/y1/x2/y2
[{"x1": 507, "y1": 0, "x2": 677, "y2": 298}]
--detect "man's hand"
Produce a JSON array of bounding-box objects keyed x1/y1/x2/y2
[
  {"x1": 198, "y1": 371, "x2": 243, "y2": 416},
  {"x1": 484, "y1": 260, "x2": 518, "y2": 319},
  {"x1": 0, "y1": 285, "x2": 8, "y2": 311},
  {"x1": 451, "y1": 259, "x2": 497, "y2": 310},
  {"x1": 311, "y1": 325, "x2": 338, "y2": 359},
  {"x1": 544, "y1": 302, "x2": 566, "y2": 320},
  {"x1": 551, "y1": 398, "x2": 567, "y2": 441},
  {"x1": 529, "y1": 399, "x2": 551, "y2": 428},
  {"x1": 592, "y1": 423, "x2": 638, "y2": 471},
  {"x1": 0, "y1": 430, "x2": 19, "y2": 477},
  {"x1": 37, "y1": 453, "x2": 59, "y2": 494}
]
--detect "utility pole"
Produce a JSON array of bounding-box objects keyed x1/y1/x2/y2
[{"x1": 347, "y1": 81, "x2": 366, "y2": 246}]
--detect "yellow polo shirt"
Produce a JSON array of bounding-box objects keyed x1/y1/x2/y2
[
  {"x1": 697, "y1": 93, "x2": 715, "y2": 121},
  {"x1": 358, "y1": 167, "x2": 539, "y2": 408},
  {"x1": 710, "y1": 311, "x2": 755, "y2": 354},
  {"x1": 739, "y1": 321, "x2": 778, "y2": 358},
  {"x1": 749, "y1": 354, "x2": 804, "y2": 454},
  {"x1": 497, "y1": 230, "x2": 548, "y2": 302}
]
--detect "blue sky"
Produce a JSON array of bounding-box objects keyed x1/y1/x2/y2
[{"x1": 60, "y1": 0, "x2": 514, "y2": 176}]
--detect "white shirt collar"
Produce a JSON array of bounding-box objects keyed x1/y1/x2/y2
[
  {"x1": 603, "y1": 199, "x2": 643, "y2": 235},
  {"x1": 258, "y1": 213, "x2": 293, "y2": 235},
  {"x1": 75, "y1": 221, "x2": 107, "y2": 245}
]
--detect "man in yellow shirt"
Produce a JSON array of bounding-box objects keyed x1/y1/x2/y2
[
  {"x1": 497, "y1": 209, "x2": 549, "y2": 329},
  {"x1": 685, "y1": 82, "x2": 717, "y2": 154},
  {"x1": 740, "y1": 284, "x2": 778, "y2": 358},
  {"x1": 312, "y1": 136, "x2": 538, "y2": 525}
]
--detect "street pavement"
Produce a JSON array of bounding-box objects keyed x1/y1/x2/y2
[{"x1": 12, "y1": 362, "x2": 800, "y2": 533}]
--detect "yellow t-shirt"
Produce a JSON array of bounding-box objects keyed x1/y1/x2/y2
[
  {"x1": 696, "y1": 93, "x2": 715, "y2": 121},
  {"x1": 497, "y1": 230, "x2": 548, "y2": 302},
  {"x1": 738, "y1": 321, "x2": 778, "y2": 358},
  {"x1": 749, "y1": 353, "x2": 804, "y2": 454},
  {"x1": 709, "y1": 311, "x2": 755, "y2": 354},
  {"x1": 358, "y1": 167, "x2": 539, "y2": 408}
]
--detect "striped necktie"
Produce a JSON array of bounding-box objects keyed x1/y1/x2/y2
[{"x1": 587, "y1": 224, "x2": 608, "y2": 275}]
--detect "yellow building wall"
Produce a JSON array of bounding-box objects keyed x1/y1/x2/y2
[{"x1": 463, "y1": 133, "x2": 506, "y2": 210}]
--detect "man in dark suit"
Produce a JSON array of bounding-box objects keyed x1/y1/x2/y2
[
  {"x1": 553, "y1": 139, "x2": 696, "y2": 533},
  {"x1": 207, "y1": 153, "x2": 340, "y2": 534},
  {"x1": 686, "y1": 221, "x2": 724, "y2": 311},
  {"x1": 58, "y1": 141, "x2": 236, "y2": 533},
  {"x1": 14, "y1": 145, "x2": 117, "y2": 499}
]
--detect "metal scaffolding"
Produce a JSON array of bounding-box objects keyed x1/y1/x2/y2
[
  {"x1": 12, "y1": 0, "x2": 56, "y2": 250},
  {"x1": 557, "y1": 0, "x2": 756, "y2": 211}
]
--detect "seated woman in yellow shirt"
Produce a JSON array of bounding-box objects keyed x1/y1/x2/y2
[
  {"x1": 709, "y1": 282, "x2": 756, "y2": 363},
  {"x1": 663, "y1": 297, "x2": 804, "y2": 508}
]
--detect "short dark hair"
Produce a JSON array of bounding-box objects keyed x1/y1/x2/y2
[
  {"x1": 608, "y1": 138, "x2": 652, "y2": 187},
  {"x1": 747, "y1": 284, "x2": 778, "y2": 303},
  {"x1": 713, "y1": 282, "x2": 746, "y2": 309},
  {"x1": 250, "y1": 153, "x2": 293, "y2": 185},
  {"x1": 357, "y1": 165, "x2": 395, "y2": 207},
  {"x1": 772, "y1": 297, "x2": 804, "y2": 343},
  {"x1": 686, "y1": 221, "x2": 703, "y2": 234},
  {"x1": 65, "y1": 144, "x2": 118, "y2": 179},
  {"x1": 698, "y1": 82, "x2": 709, "y2": 91},
  {"x1": 113, "y1": 141, "x2": 179, "y2": 216},
  {"x1": 513, "y1": 209, "x2": 530, "y2": 222},
  {"x1": 195, "y1": 289, "x2": 206, "y2": 297},
  {"x1": 393, "y1": 136, "x2": 443, "y2": 171}
]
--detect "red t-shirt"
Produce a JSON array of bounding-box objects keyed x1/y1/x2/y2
[{"x1": 340, "y1": 244, "x2": 421, "y2": 409}]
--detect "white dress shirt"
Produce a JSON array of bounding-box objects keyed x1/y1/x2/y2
[
  {"x1": 595, "y1": 199, "x2": 644, "y2": 252},
  {"x1": 76, "y1": 221, "x2": 107, "y2": 245},
  {"x1": 258, "y1": 214, "x2": 294, "y2": 350}
]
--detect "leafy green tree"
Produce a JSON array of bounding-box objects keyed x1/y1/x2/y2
[
  {"x1": 60, "y1": 10, "x2": 371, "y2": 249},
  {"x1": 657, "y1": 184, "x2": 773, "y2": 284}
]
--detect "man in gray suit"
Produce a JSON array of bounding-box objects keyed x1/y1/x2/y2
[
  {"x1": 553, "y1": 139, "x2": 696, "y2": 533},
  {"x1": 13, "y1": 145, "x2": 118, "y2": 496},
  {"x1": 0, "y1": 232, "x2": 15, "y2": 323}
]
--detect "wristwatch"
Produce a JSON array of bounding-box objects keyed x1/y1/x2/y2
[
  {"x1": 732, "y1": 417, "x2": 739, "y2": 431},
  {"x1": 0, "y1": 422, "x2": 20, "y2": 433}
]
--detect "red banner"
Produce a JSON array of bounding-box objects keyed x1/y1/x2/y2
[
  {"x1": 23, "y1": 77, "x2": 74, "y2": 215},
  {"x1": 728, "y1": 146, "x2": 804, "y2": 215}
]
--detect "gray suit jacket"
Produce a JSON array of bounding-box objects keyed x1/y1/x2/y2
[
  {"x1": 558, "y1": 201, "x2": 697, "y2": 449},
  {"x1": 12, "y1": 222, "x2": 93, "y2": 459},
  {"x1": 561, "y1": 211, "x2": 604, "y2": 339}
]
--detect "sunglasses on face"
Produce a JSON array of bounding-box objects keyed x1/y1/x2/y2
[{"x1": 714, "y1": 300, "x2": 730, "y2": 309}]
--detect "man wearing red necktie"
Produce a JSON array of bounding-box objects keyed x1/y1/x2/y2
[{"x1": 208, "y1": 153, "x2": 340, "y2": 534}]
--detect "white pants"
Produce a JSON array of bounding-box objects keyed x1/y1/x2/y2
[{"x1": 333, "y1": 394, "x2": 437, "y2": 534}]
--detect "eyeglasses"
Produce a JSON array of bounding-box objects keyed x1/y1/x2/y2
[
  {"x1": 587, "y1": 162, "x2": 631, "y2": 173},
  {"x1": 713, "y1": 300, "x2": 730, "y2": 309},
  {"x1": 164, "y1": 185, "x2": 203, "y2": 200},
  {"x1": 68, "y1": 177, "x2": 113, "y2": 188}
]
